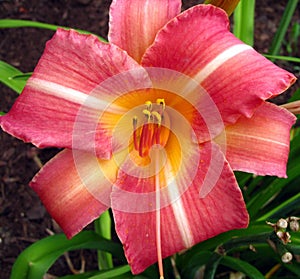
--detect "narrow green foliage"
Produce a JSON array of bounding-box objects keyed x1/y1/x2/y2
[
  {"x1": 10, "y1": 231, "x2": 125, "y2": 279},
  {"x1": 59, "y1": 265, "x2": 132, "y2": 279},
  {"x1": 233, "y1": 0, "x2": 255, "y2": 46},
  {"x1": 258, "y1": 192, "x2": 300, "y2": 221},
  {"x1": 203, "y1": 252, "x2": 223, "y2": 279},
  {"x1": 264, "y1": 54, "x2": 300, "y2": 63},
  {"x1": 269, "y1": 0, "x2": 299, "y2": 56},
  {"x1": 220, "y1": 256, "x2": 265, "y2": 279},
  {"x1": 286, "y1": 22, "x2": 300, "y2": 55},
  {"x1": 88, "y1": 265, "x2": 131, "y2": 279},
  {"x1": 94, "y1": 210, "x2": 114, "y2": 270},
  {"x1": 0, "y1": 19, "x2": 107, "y2": 42},
  {"x1": 0, "y1": 60, "x2": 27, "y2": 94}
]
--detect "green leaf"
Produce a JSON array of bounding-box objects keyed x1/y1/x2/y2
[
  {"x1": 203, "y1": 252, "x2": 223, "y2": 279},
  {"x1": 233, "y1": 0, "x2": 255, "y2": 46},
  {"x1": 257, "y1": 192, "x2": 300, "y2": 221},
  {"x1": 247, "y1": 155, "x2": 300, "y2": 219},
  {"x1": 186, "y1": 221, "x2": 271, "y2": 254},
  {"x1": 220, "y1": 256, "x2": 265, "y2": 279},
  {"x1": 263, "y1": 54, "x2": 300, "y2": 63},
  {"x1": 288, "y1": 88, "x2": 300, "y2": 103},
  {"x1": 88, "y1": 265, "x2": 131, "y2": 279},
  {"x1": 94, "y1": 210, "x2": 113, "y2": 270},
  {"x1": 11, "y1": 72, "x2": 32, "y2": 81},
  {"x1": 268, "y1": 0, "x2": 299, "y2": 57},
  {"x1": 0, "y1": 19, "x2": 107, "y2": 42},
  {"x1": 180, "y1": 251, "x2": 213, "y2": 279},
  {"x1": 0, "y1": 60, "x2": 26, "y2": 94},
  {"x1": 0, "y1": 111, "x2": 5, "y2": 116},
  {"x1": 10, "y1": 231, "x2": 125, "y2": 279},
  {"x1": 59, "y1": 266, "x2": 133, "y2": 279}
]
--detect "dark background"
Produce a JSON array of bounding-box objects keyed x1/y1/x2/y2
[{"x1": 0, "y1": 0, "x2": 299, "y2": 277}]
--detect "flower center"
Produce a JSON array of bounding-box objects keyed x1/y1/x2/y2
[{"x1": 132, "y1": 99, "x2": 170, "y2": 157}]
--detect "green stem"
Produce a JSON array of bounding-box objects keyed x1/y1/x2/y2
[
  {"x1": 263, "y1": 54, "x2": 300, "y2": 63},
  {"x1": 269, "y1": 0, "x2": 299, "y2": 56},
  {"x1": 0, "y1": 19, "x2": 107, "y2": 42},
  {"x1": 257, "y1": 192, "x2": 300, "y2": 221},
  {"x1": 94, "y1": 210, "x2": 113, "y2": 270},
  {"x1": 233, "y1": 0, "x2": 256, "y2": 46}
]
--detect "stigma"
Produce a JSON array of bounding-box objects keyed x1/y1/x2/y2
[{"x1": 132, "y1": 99, "x2": 170, "y2": 157}]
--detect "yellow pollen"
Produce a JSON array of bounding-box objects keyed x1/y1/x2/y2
[
  {"x1": 142, "y1": 109, "x2": 151, "y2": 120},
  {"x1": 145, "y1": 100, "x2": 152, "y2": 111},
  {"x1": 132, "y1": 100, "x2": 170, "y2": 157},
  {"x1": 151, "y1": 111, "x2": 162, "y2": 125},
  {"x1": 156, "y1": 98, "x2": 165, "y2": 108}
]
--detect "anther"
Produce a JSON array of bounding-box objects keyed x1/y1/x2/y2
[
  {"x1": 132, "y1": 116, "x2": 139, "y2": 151},
  {"x1": 151, "y1": 111, "x2": 162, "y2": 126},
  {"x1": 132, "y1": 116, "x2": 138, "y2": 128},
  {"x1": 156, "y1": 98, "x2": 165, "y2": 110},
  {"x1": 145, "y1": 101, "x2": 152, "y2": 111},
  {"x1": 142, "y1": 109, "x2": 151, "y2": 121}
]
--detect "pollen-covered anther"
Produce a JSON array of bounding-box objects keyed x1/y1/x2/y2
[{"x1": 132, "y1": 100, "x2": 170, "y2": 157}]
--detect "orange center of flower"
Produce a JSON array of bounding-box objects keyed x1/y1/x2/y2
[{"x1": 132, "y1": 99, "x2": 170, "y2": 158}]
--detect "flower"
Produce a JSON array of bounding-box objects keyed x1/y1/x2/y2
[{"x1": 0, "y1": 1, "x2": 296, "y2": 276}]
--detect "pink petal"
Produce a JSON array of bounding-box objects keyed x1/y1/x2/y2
[
  {"x1": 111, "y1": 142, "x2": 248, "y2": 274},
  {"x1": 30, "y1": 149, "x2": 115, "y2": 238},
  {"x1": 108, "y1": 0, "x2": 181, "y2": 63},
  {"x1": 216, "y1": 102, "x2": 296, "y2": 178},
  {"x1": 0, "y1": 29, "x2": 148, "y2": 158},
  {"x1": 142, "y1": 4, "x2": 296, "y2": 125}
]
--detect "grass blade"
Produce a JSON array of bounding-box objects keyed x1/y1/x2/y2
[
  {"x1": 0, "y1": 19, "x2": 107, "y2": 42},
  {"x1": 94, "y1": 210, "x2": 113, "y2": 270},
  {"x1": 269, "y1": 0, "x2": 299, "y2": 56},
  {"x1": 264, "y1": 54, "x2": 300, "y2": 63},
  {"x1": 221, "y1": 256, "x2": 265, "y2": 279},
  {"x1": 0, "y1": 60, "x2": 26, "y2": 94},
  {"x1": 10, "y1": 231, "x2": 125, "y2": 279},
  {"x1": 233, "y1": 0, "x2": 255, "y2": 46}
]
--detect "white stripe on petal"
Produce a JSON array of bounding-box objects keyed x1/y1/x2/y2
[
  {"x1": 227, "y1": 132, "x2": 289, "y2": 147},
  {"x1": 27, "y1": 78, "x2": 125, "y2": 113},
  {"x1": 193, "y1": 44, "x2": 253, "y2": 83},
  {"x1": 167, "y1": 174, "x2": 194, "y2": 248}
]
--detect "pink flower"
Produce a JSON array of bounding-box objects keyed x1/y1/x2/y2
[{"x1": 0, "y1": 1, "x2": 296, "y2": 275}]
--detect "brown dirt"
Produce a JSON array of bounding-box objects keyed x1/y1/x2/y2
[{"x1": 0, "y1": 1, "x2": 299, "y2": 278}]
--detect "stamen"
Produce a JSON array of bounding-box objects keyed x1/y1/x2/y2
[
  {"x1": 145, "y1": 100, "x2": 152, "y2": 111},
  {"x1": 151, "y1": 111, "x2": 162, "y2": 126},
  {"x1": 142, "y1": 109, "x2": 151, "y2": 119},
  {"x1": 156, "y1": 98, "x2": 165, "y2": 109},
  {"x1": 132, "y1": 116, "x2": 139, "y2": 151},
  {"x1": 132, "y1": 99, "x2": 169, "y2": 158},
  {"x1": 139, "y1": 110, "x2": 152, "y2": 157}
]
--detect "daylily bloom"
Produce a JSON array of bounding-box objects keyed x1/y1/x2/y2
[{"x1": 0, "y1": 1, "x2": 296, "y2": 276}]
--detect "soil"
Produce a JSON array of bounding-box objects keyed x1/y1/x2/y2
[{"x1": 0, "y1": 1, "x2": 299, "y2": 278}]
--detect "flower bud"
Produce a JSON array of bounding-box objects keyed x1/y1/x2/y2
[
  {"x1": 276, "y1": 231, "x2": 291, "y2": 244},
  {"x1": 289, "y1": 217, "x2": 300, "y2": 232},
  {"x1": 281, "y1": 252, "x2": 293, "y2": 263},
  {"x1": 276, "y1": 218, "x2": 288, "y2": 229}
]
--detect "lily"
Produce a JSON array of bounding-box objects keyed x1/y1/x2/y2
[{"x1": 0, "y1": 1, "x2": 296, "y2": 276}]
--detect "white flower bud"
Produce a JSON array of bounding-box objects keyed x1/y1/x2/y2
[
  {"x1": 289, "y1": 217, "x2": 300, "y2": 232},
  {"x1": 281, "y1": 252, "x2": 293, "y2": 263},
  {"x1": 276, "y1": 218, "x2": 288, "y2": 229}
]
